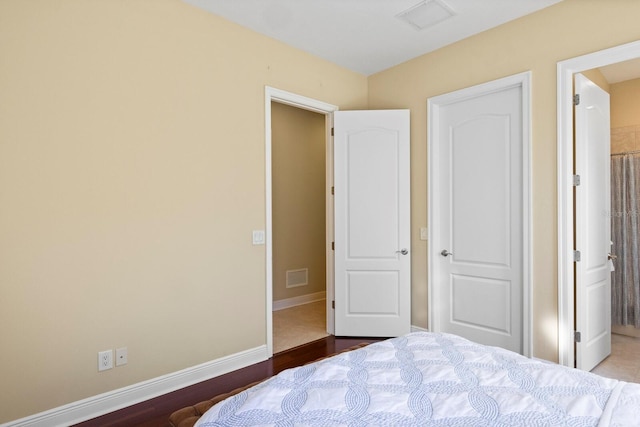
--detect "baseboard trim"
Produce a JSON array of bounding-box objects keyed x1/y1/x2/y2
[
  {"x1": 2, "y1": 345, "x2": 268, "y2": 427},
  {"x1": 410, "y1": 325, "x2": 429, "y2": 333},
  {"x1": 273, "y1": 292, "x2": 326, "y2": 311}
]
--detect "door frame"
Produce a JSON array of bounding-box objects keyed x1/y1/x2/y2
[
  {"x1": 264, "y1": 87, "x2": 338, "y2": 357},
  {"x1": 557, "y1": 40, "x2": 640, "y2": 368},
  {"x1": 427, "y1": 71, "x2": 533, "y2": 357}
]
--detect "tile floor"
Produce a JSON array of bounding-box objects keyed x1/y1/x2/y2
[
  {"x1": 591, "y1": 333, "x2": 640, "y2": 383},
  {"x1": 273, "y1": 300, "x2": 328, "y2": 354}
]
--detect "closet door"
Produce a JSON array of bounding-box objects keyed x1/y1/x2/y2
[{"x1": 428, "y1": 72, "x2": 531, "y2": 355}]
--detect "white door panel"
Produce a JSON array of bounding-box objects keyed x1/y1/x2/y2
[
  {"x1": 575, "y1": 73, "x2": 611, "y2": 371},
  {"x1": 346, "y1": 130, "x2": 398, "y2": 257},
  {"x1": 452, "y1": 115, "x2": 511, "y2": 266},
  {"x1": 451, "y1": 275, "x2": 511, "y2": 333},
  {"x1": 429, "y1": 73, "x2": 530, "y2": 355},
  {"x1": 334, "y1": 110, "x2": 411, "y2": 337}
]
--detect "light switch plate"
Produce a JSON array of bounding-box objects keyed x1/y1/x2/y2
[
  {"x1": 420, "y1": 227, "x2": 428, "y2": 241},
  {"x1": 252, "y1": 230, "x2": 265, "y2": 245}
]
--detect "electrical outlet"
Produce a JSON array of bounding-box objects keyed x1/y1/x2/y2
[
  {"x1": 98, "y1": 350, "x2": 113, "y2": 372},
  {"x1": 115, "y1": 347, "x2": 128, "y2": 366}
]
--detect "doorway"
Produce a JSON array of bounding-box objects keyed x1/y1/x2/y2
[
  {"x1": 605, "y1": 69, "x2": 640, "y2": 342},
  {"x1": 264, "y1": 87, "x2": 338, "y2": 357},
  {"x1": 271, "y1": 101, "x2": 328, "y2": 353},
  {"x1": 580, "y1": 65, "x2": 640, "y2": 376},
  {"x1": 265, "y1": 89, "x2": 413, "y2": 356},
  {"x1": 557, "y1": 40, "x2": 640, "y2": 368}
]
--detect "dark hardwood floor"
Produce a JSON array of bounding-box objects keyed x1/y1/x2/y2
[{"x1": 74, "y1": 336, "x2": 384, "y2": 427}]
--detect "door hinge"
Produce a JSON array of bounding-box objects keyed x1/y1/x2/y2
[
  {"x1": 332, "y1": 300, "x2": 335, "y2": 309},
  {"x1": 331, "y1": 186, "x2": 334, "y2": 195},
  {"x1": 331, "y1": 127, "x2": 334, "y2": 136},
  {"x1": 332, "y1": 241, "x2": 335, "y2": 250},
  {"x1": 574, "y1": 331, "x2": 581, "y2": 343},
  {"x1": 573, "y1": 250, "x2": 581, "y2": 262},
  {"x1": 572, "y1": 174, "x2": 581, "y2": 186},
  {"x1": 573, "y1": 94, "x2": 580, "y2": 106}
]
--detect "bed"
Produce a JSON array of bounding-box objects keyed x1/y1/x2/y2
[{"x1": 171, "y1": 332, "x2": 640, "y2": 426}]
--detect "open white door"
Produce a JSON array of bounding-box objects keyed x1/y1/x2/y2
[
  {"x1": 575, "y1": 73, "x2": 611, "y2": 371},
  {"x1": 333, "y1": 110, "x2": 411, "y2": 337},
  {"x1": 428, "y1": 73, "x2": 531, "y2": 355}
]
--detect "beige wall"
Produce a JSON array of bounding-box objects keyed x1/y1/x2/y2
[
  {"x1": 368, "y1": 0, "x2": 640, "y2": 362},
  {"x1": 611, "y1": 78, "x2": 640, "y2": 129},
  {"x1": 610, "y1": 78, "x2": 640, "y2": 155},
  {"x1": 271, "y1": 102, "x2": 326, "y2": 301},
  {"x1": 582, "y1": 68, "x2": 610, "y2": 93},
  {"x1": 0, "y1": 0, "x2": 367, "y2": 422}
]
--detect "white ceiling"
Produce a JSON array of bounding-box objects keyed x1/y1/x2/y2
[{"x1": 181, "y1": 0, "x2": 563, "y2": 76}]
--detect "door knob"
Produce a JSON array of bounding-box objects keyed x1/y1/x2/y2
[
  {"x1": 440, "y1": 249, "x2": 453, "y2": 257},
  {"x1": 396, "y1": 248, "x2": 409, "y2": 255}
]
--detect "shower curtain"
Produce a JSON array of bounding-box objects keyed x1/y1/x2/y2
[{"x1": 611, "y1": 152, "x2": 640, "y2": 328}]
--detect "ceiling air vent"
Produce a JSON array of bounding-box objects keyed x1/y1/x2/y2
[{"x1": 396, "y1": 0, "x2": 456, "y2": 31}]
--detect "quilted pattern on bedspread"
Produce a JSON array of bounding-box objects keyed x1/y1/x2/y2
[
  {"x1": 607, "y1": 382, "x2": 640, "y2": 426},
  {"x1": 195, "y1": 332, "x2": 629, "y2": 426}
]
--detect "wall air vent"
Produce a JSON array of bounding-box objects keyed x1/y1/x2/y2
[
  {"x1": 396, "y1": 0, "x2": 456, "y2": 31},
  {"x1": 286, "y1": 268, "x2": 308, "y2": 288}
]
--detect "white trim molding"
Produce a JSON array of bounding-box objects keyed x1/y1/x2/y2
[
  {"x1": 1, "y1": 346, "x2": 267, "y2": 427},
  {"x1": 427, "y1": 71, "x2": 533, "y2": 357},
  {"x1": 557, "y1": 40, "x2": 640, "y2": 368}
]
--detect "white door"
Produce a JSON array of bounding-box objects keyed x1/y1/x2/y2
[
  {"x1": 429, "y1": 73, "x2": 530, "y2": 355},
  {"x1": 333, "y1": 110, "x2": 411, "y2": 337},
  {"x1": 575, "y1": 73, "x2": 611, "y2": 371}
]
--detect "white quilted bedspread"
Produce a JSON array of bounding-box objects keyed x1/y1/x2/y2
[{"x1": 195, "y1": 332, "x2": 640, "y2": 426}]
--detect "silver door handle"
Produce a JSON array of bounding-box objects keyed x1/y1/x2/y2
[
  {"x1": 441, "y1": 249, "x2": 453, "y2": 257},
  {"x1": 608, "y1": 253, "x2": 617, "y2": 260},
  {"x1": 396, "y1": 248, "x2": 408, "y2": 255}
]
